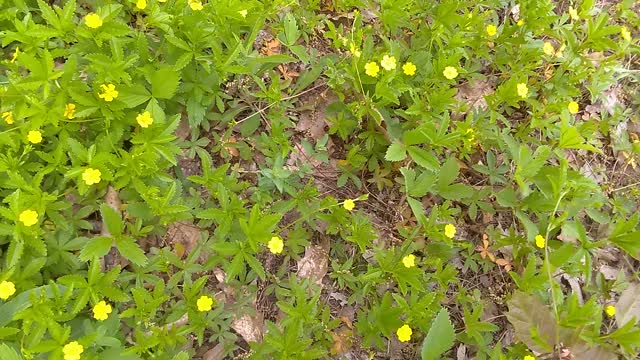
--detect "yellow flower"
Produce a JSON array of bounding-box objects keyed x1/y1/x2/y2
[
  {"x1": 568, "y1": 6, "x2": 579, "y2": 21},
  {"x1": 523, "y1": 356, "x2": 536, "y2": 360},
  {"x1": 605, "y1": 305, "x2": 616, "y2": 317},
  {"x1": 92, "y1": 300, "x2": 112, "y2": 321},
  {"x1": 402, "y1": 62, "x2": 416, "y2": 76},
  {"x1": 0, "y1": 281, "x2": 16, "y2": 300},
  {"x1": 82, "y1": 168, "x2": 102, "y2": 185},
  {"x1": 268, "y1": 236, "x2": 284, "y2": 254},
  {"x1": 19, "y1": 210, "x2": 39, "y2": 227},
  {"x1": 98, "y1": 84, "x2": 118, "y2": 102},
  {"x1": 516, "y1": 83, "x2": 528, "y2": 98},
  {"x1": 64, "y1": 103, "x2": 76, "y2": 119},
  {"x1": 517, "y1": 19, "x2": 524, "y2": 27},
  {"x1": 543, "y1": 42, "x2": 555, "y2": 56},
  {"x1": 239, "y1": 9, "x2": 248, "y2": 18},
  {"x1": 444, "y1": 224, "x2": 456, "y2": 238},
  {"x1": 620, "y1": 26, "x2": 631, "y2": 42},
  {"x1": 2, "y1": 111, "x2": 14, "y2": 125},
  {"x1": 10, "y1": 46, "x2": 19, "y2": 63},
  {"x1": 396, "y1": 324, "x2": 412, "y2": 342},
  {"x1": 349, "y1": 42, "x2": 361, "y2": 58},
  {"x1": 84, "y1": 13, "x2": 103, "y2": 29},
  {"x1": 364, "y1": 62, "x2": 380, "y2": 77},
  {"x1": 158, "y1": 0, "x2": 167, "y2": 2},
  {"x1": 343, "y1": 199, "x2": 356, "y2": 211},
  {"x1": 535, "y1": 235, "x2": 546, "y2": 248},
  {"x1": 136, "y1": 111, "x2": 154, "y2": 128},
  {"x1": 402, "y1": 254, "x2": 416, "y2": 268},
  {"x1": 62, "y1": 341, "x2": 84, "y2": 360},
  {"x1": 27, "y1": 130, "x2": 42, "y2": 144},
  {"x1": 486, "y1": 24, "x2": 497, "y2": 37},
  {"x1": 136, "y1": 0, "x2": 147, "y2": 9},
  {"x1": 443, "y1": 66, "x2": 458, "y2": 80},
  {"x1": 197, "y1": 295, "x2": 214, "y2": 312},
  {"x1": 188, "y1": 0, "x2": 204, "y2": 11},
  {"x1": 380, "y1": 55, "x2": 397, "y2": 71},
  {"x1": 568, "y1": 101, "x2": 579, "y2": 114}
]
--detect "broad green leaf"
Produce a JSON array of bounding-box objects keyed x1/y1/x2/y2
[
  {"x1": 100, "y1": 203, "x2": 123, "y2": 236},
  {"x1": 79, "y1": 236, "x2": 113, "y2": 261},
  {"x1": 385, "y1": 142, "x2": 407, "y2": 161},
  {"x1": 437, "y1": 157, "x2": 459, "y2": 187},
  {"x1": 115, "y1": 237, "x2": 147, "y2": 267},
  {"x1": 407, "y1": 146, "x2": 439, "y2": 171},
  {"x1": 421, "y1": 308, "x2": 455, "y2": 360},
  {"x1": 150, "y1": 68, "x2": 180, "y2": 99},
  {"x1": 0, "y1": 343, "x2": 22, "y2": 360},
  {"x1": 559, "y1": 123, "x2": 602, "y2": 154}
]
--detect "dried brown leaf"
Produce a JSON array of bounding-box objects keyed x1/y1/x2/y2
[
  {"x1": 297, "y1": 241, "x2": 329, "y2": 285},
  {"x1": 615, "y1": 283, "x2": 640, "y2": 327},
  {"x1": 506, "y1": 292, "x2": 558, "y2": 353}
]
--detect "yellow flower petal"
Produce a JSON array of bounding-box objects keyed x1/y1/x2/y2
[
  {"x1": 268, "y1": 236, "x2": 284, "y2": 254},
  {"x1": 535, "y1": 235, "x2": 546, "y2": 248},
  {"x1": 402, "y1": 62, "x2": 416, "y2": 76},
  {"x1": 444, "y1": 224, "x2": 456, "y2": 238},
  {"x1": 27, "y1": 130, "x2": 42, "y2": 144},
  {"x1": 396, "y1": 324, "x2": 412, "y2": 342},
  {"x1": 0, "y1": 281, "x2": 16, "y2": 300},
  {"x1": 85, "y1": 13, "x2": 103, "y2": 29},
  {"x1": 197, "y1": 295, "x2": 214, "y2": 312},
  {"x1": 443, "y1": 66, "x2": 458, "y2": 80},
  {"x1": 402, "y1": 254, "x2": 416, "y2": 268},
  {"x1": 92, "y1": 300, "x2": 112, "y2": 321},
  {"x1": 19, "y1": 210, "x2": 39, "y2": 227},
  {"x1": 364, "y1": 62, "x2": 380, "y2": 77}
]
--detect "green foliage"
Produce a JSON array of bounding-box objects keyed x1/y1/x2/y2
[{"x1": 0, "y1": 0, "x2": 638, "y2": 358}]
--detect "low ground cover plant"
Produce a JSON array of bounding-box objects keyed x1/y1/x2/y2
[{"x1": 0, "y1": 0, "x2": 639, "y2": 359}]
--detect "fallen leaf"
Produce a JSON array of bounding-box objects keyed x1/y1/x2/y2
[
  {"x1": 165, "y1": 221, "x2": 200, "y2": 258},
  {"x1": 297, "y1": 240, "x2": 329, "y2": 285},
  {"x1": 495, "y1": 258, "x2": 513, "y2": 271},
  {"x1": 231, "y1": 313, "x2": 264, "y2": 343},
  {"x1": 202, "y1": 343, "x2": 225, "y2": 360},
  {"x1": 570, "y1": 342, "x2": 617, "y2": 360},
  {"x1": 475, "y1": 236, "x2": 496, "y2": 262},
  {"x1": 330, "y1": 329, "x2": 353, "y2": 355},
  {"x1": 262, "y1": 38, "x2": 281, "y2": 56},
  {"x1": 615, "y1": 283, "x2": 640, "y2": 327},
  {"x1": 506, "y1": 291, "x2": 558, "y2": 354}
]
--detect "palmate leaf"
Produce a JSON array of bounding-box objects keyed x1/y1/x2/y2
[{"x1": 421, "y1": 308, "x2": 455, "y2": 360}]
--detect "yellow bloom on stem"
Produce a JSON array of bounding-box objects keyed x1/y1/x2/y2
[
  {"x1": 396, "y1": 324, "x2": 412, "y2": 342},
  {"x1": 2, "y1": 111, "x2": 14, "y2": 124},
  {"x1": 444, "y1": 224, "x2": 456, "y2": 238},
  {"x1": 443, "y1": 66, "x2": 458, "y2": 80},
  {"x1": 84, "y1": 13, "x2": 103, "y2": 29},
  {"x1": 197, "y1": 295, "x2": 214, "y2": 311},
  {"x1": 239, "y1": 9, "x2": 248, "y2": 18},
  {"x1": 62, "y1": 341, "x2": 84, "y2": 360},
  {"x1": 402, "y1": 62, "x2": 416, "y2": 76},
  {"x1": 364, "y1": 62, "x2": 380, "y2": 77},
  {"x1": 268, "y1": 236, "x2": 284, "y2": 254},
  {"x1": 64, "y1": 103, "x2": 76, "y2": 119},
  {"x1": 568, "y1": 101, "x2": 579, "y2": 114},
  {"x1": 523, "y1": 355, "x2": 536, "y2": 360},
  {"x1": 136, "y1": 111, "x2": 154, "y2": 128},
  {"x1": 535, "y1": 235, "x2": 546, "y2": 248},
  {"x1": 27, "y1": 130, "x2": 42, "y2": 144},
  {"x1": 19, "y1": 210, "x2": 38, "y2": 227},
  {"x1": 136, "y1": 0, "x2": 147, "y2": 10},
  {"x1": 349, "y1": 42, "x2": 361, "y2": 58},
  {"x1": 486, "y1": 24, "x2": 497, "y2": 37},
  {"x1": 517, "y1": 19, "x2": 524, "y2": 27},
  {"x1": 343, "y1": 199, "x2": 356, "y2": 211},
  {"x1": 380, "y1": 55, "x2": 397, "y2": 70},
  {"x1": 620, "y1": 27, "x2": 631, "y2": 42},
  {"x1": 188, "y1": 0, "x2": 204, "y2": 11},
  {"x1": 402, "y1": 254, "x2": 416, "y2": 268},
  {"x1": 98, "y1": 84, "x2": 118, "y2": 102},
  {"x1": 543, "y1": 42, "x2": 555, "y2": 56},
  {"x1": 517, "y1": 83, "x2": 528, "y2": 98},
  {"x1": 0, "y1": 281, "x2": 16, "y2": 300},
  {"x1": 10, "y1": 47, "x2": 19, "y2": 63},
  {"x1": 92, "y1": 300, "x2": 112, "y2": 321},
  {"x1": 568, "y1": 6, "x2": 579, "y2": 21},
  {"x1": 82, "y1": 168, "x2": 102, "y2": 185},
  {"x1": 605, "y1": 305, "x2": 616, "y2": 317}
]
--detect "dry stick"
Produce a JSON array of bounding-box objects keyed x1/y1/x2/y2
[{"x1": 232, "y1": 82, "x2": 327, "y2": 127}]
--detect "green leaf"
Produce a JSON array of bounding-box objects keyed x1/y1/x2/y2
[
  {"x1": 421, "y1": 308, "x2": 455, "y2": 360},
  {"x1": 559, "y1": 122, "x2": 602, "y2": 154},
  {"x1": 79, "y1": 236, "x2": 113, "y2": 261},
  {"x1": 407, "y1": 146, "x2": 439, "y2": 171},
  {"x1": 437, "y1": 158, "x2": 459, "y2": 187},
  {"x1": 506, "y1": 292, "x2": 558, "y2": 353},
  {"x1": 0, "y1": 343, "x2": 22, "y2": 360},
  {"x1": 100, "y1": 203, "x2": 123, "y2": 236},
  {"x1": 115, "y1": 237, "x2": 147, "y2": 266},
  {"x1": 150, "y1": 68, "x2": 180, "y2": 99},
  {"x1": 385, "y1": 142, "x2": 407, "y2": 161}
]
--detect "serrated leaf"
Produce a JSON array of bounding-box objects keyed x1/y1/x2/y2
[
  {"x1": 100, "y1": 203, "x2": 123, "y2": 236},
  {"x1": 615, "y1": 283, "x2": 640, "y2": 328},
  {"x1": 437, "y1": 157, "x2": 459, "y2": 187},
  {"x1": 385, "y1": 142, "x2": 407, "y2": 161},
  {"x1": 150, "y1": 68, "x2": 180, "y2": 99},
  {"x1": 115, "y1": 237, "x2": 147, "y2": 266},
  {"x1": 421, "y1": 308, "x2": 455, "y2": 360},
  {"x1": 79, "y1": 236, "x2": 112, "y2": 261},
  {"x1": 506, "y1": 292, "x2": 557, "y2": 353},
  {"x1": 407, "y1": 146, "x2": 439, "y2": 171}
]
